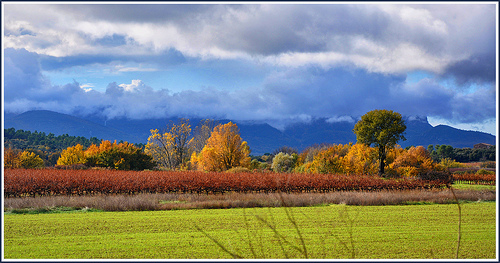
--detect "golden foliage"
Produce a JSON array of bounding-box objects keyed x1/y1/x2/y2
[
  {"x1": 4, "y1": 148, "x2": 21, "y2": 169},
  {"x1": 305, "y1": 144, "x2": 350, "y2": 174},
  {"x1": 57, "y1": 144, "x2": 85, "y2": 165},
  {"x1": 198, "y1": 122, "x2": 251, "y2": 171},
  {"x1": 18, "y1": 151, "x2": 45, "y2": 168},
  {"x1": 343, "y1": 143, "x2": 378, "y2": 175}
]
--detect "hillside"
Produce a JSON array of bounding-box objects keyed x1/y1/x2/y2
[
  {"x1": 4, "y1": 110, "x2": 143, "y2": 143},
  {"x1": 4, "y1": 110, "x2": 496, "y2": 155}
]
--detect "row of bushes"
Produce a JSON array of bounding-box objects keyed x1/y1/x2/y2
[{"x1": 4, "y1": 169, "x2": 452, "y2": 197}]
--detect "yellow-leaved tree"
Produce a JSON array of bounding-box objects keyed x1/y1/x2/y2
[
  {"x1": 57, "y1": 144, "x2": 85, "y2": 165},
  {"x1": 4, "y1": 148, "x2": 21, "y2": 169},
  {"x1": 304, "y1": 143, "x2": 351, "y2": 174},
  {"x1": 343, "y1": 143, "x2": 378, "y2": 175},
  {"x1": 18, "y1": 151, "x2": 45, "y2": 168},
  {"x1": 197, "y1": 122, "x2": 250, "y2": 171}
]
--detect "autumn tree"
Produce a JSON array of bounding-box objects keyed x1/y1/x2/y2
[
  {"x1": 57, "y1": 144, "x2": 85, "y2": 165},
  {"x1": 90, "y1": 141, "x2": 155, "y2": 170},
  {"x1": 343, "y1": 143, "x2": 378, "y2": 175},
  {"x1": 56, "y1": 140, "x2": 154, "y2": 170},
  {"x1": 390, "y1": 146, "x2": 440, "y2": 177},
  {"x1": 4, "y1": 148, "x2": 21, "y2": 169},
  {"x1": 197, "y1": 122, "x2": 251, "y2": 171},
  {"x1": 18, "y1": 151, "x2": 45, "y2": 168},
  {"x1": 305, "y1": 143, "x2": 351, "y2": 174},
  {"x1": 145, "y1": 119, "x2": 192, "y2": 170},
  {"x1": 353, "y1": 109, "x2": 406, "y2": 176}
]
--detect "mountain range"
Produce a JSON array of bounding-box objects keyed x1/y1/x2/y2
[{"x1": 4, "y1": 110, "x2": 496, "y2": 155}]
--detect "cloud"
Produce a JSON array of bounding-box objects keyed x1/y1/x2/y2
[
  {"x1": 326, "y1": 116, "x2": 356, "y2": 124},
  {"x1": 441, "y1": 53, "x2": 496, "y2": 86},
  {"x1": 4, "y1": 48, "x2": 496, "y2": 127},
  {"x1": 3, "y1": 4, "x2": 496, "y2": 133},
  {"x1": 4, "y1": 4, "x2": 495, "y2": 77}
]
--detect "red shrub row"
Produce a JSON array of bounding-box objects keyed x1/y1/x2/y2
[
  {"x1": 452, "y1": 173, "x2": 496, "y2": 185},
  {"x1": 4, "y1": 169, "x2": 450, "y2": 197}
]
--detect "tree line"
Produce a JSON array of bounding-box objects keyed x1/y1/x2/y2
[
  {"x1": 3, "y1": 128, "x2": 146, "y2": 167},
  {"x1": 3, "y1": 110, "x2": 496, "y2": 173}
]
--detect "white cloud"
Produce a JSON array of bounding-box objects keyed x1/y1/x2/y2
[
  {"x1": 326, "y1": 116, "x2": 355, "y2": 124},
  {"x1": 267, "y1": 40, "x2": 456, "y2": 74},
  {"x1": 3, "y1": 4, "x2": 496, "y2": 134},
  {"x1": 114, "y1": 65, "x2": 158, "y2": 72}
]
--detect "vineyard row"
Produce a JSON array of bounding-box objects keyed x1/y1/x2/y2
[{"x1": 2, "y1": 169, "x2": 461, "y2": 197}]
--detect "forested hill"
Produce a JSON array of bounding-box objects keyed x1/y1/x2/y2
[
  {"x1": 4, "y1": 128, "x2": 145, "y2": 153},
  {"x1": 4, "y1": 128, "x2": 99, "y2": 152}
]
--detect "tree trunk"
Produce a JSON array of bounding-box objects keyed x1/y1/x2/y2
[{"x1": 378, "y1": 146, "x2": 386, "y2": 176}]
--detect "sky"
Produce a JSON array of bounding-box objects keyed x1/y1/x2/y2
[{"x1": 2, "y1": 2, "x2": 498, "y2": 135}]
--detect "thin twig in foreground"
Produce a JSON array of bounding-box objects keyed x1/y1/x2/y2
[
  {"x1": 194, "y1": 225, "x2": 244, "y2": 259},
  {"x1": 449, "y1": 186, "x2": 462, "y2": 259}
]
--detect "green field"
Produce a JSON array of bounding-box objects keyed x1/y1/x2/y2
[{"x1": 3, "y1": 202, "x2": 496, "y2": 259}]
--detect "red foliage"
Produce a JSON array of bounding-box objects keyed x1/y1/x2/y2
[
  {"x1": 4, "y1": 169, "x2": 449, "y2": 197},
  {"x1": 452, "y1": 173, "x2": 496, "y2": 185}
]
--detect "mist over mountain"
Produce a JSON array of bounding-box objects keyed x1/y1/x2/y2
[{"x1": 4, "y1": 110, "x2": 496, "y2": 155}]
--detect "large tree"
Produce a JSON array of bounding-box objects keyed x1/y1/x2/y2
[
  {"x1": 353, "y1": 109, "x2": 406, "y2": 176},
  {"x1": 198, "y1": 122, "x2": 251, "y2": 171}
]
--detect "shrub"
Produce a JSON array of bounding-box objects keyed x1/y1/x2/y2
[
  {"x1": 271, "y1": 152, "x2": 296, "y2": 173},
  {"x1": 453, "y1": 173, "x2": 496, "y2": 185},
  {"x1": 4, "y1": 169, "x2": 450, "y2": 197}
]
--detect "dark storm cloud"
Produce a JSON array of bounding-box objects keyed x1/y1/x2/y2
[{"x1": 441, "y1": 53, "x2": 496, "y2": 86}]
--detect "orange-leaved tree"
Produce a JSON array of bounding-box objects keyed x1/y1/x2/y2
[
  {"x1": 197, "y1": 122, "x2": 251, "y2": 171},
  {"x1": 389, "y1": 146, "x2": 440, "y2": 177}
]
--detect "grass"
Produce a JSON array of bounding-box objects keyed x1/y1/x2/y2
[
  {"x1": 5, "y1": 206, "x2": 103, "y2": 215},
  {"x1": 3, "y1": 202, "x2": 496, "y2": 259},
  {"x1": 452, "y1": 183, "x2": 496, "y2": 191},
  {"x1": 4, "y1": 187, "x2": 495, "y2": 212}
]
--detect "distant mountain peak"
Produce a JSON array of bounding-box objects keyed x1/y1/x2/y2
[{"x1": 405, "y1": 115, "x2": 429, "y2": 123}]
